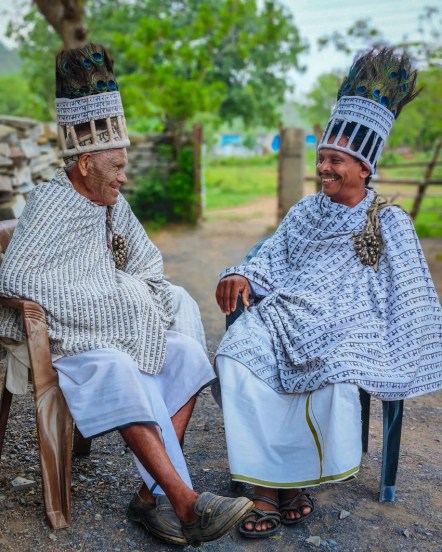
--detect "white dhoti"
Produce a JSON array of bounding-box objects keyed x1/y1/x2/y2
[
  {"x1": 216, "y1": 355, "x2": 362, "y2": 488},
  {"x1": 52, "y1": 330, "x2": 215, "y2": 494},
  {"x1": 1, "y1": 286, "x2": 215, "y2": 494}
]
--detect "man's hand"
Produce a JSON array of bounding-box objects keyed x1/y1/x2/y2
[{"x1": 216, "y1": 275, "x2": 250, "y2": 315}]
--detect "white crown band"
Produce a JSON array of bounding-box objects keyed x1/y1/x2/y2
[{"x1": 317, "y1": 96, "x2": 395, "y2": 174}]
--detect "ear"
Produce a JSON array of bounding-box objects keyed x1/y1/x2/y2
[
  {"x1": 78, "y1": 153, "x2": 92, "y2": 177},
  {"x1": 360, "y1": 162, "x2": 371, "y2": 179}
]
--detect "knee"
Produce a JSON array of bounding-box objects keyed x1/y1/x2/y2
[{"x1": 98, "y1": 348, "x2": 139, "y2": 376}]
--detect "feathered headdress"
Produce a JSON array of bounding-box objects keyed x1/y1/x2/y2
[
  {"x1": 55, "y1": 43, "x2": 130, "y2": 161},
  {"x1": 318, "y1": 48, "x2": 419, "y2": 174}
]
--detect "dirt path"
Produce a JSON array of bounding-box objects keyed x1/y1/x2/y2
[{"x1": 0, "y1": 196, "x2": 441, "y2": 551}]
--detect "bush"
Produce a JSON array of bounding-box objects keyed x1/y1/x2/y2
[{"x1": 129, "y1": 146, "x2": 196, "y2": 225}]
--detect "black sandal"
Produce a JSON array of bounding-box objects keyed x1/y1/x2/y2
[
  {"x1": 238, "y1": 495, "x2": 281, "y2": 539},
  {"x1": 279, "y1": 492, "x2": 315, "y2": 525}
]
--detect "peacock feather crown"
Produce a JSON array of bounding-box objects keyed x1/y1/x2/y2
[
  {"x1": 55, "y1": 43, "x2": 130, "y2": 160},
  {"x1": 318, "y1": 48, "x2": 419, "y2": 174}
]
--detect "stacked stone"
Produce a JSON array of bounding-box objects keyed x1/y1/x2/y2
[
  {"x1": 124, "y1": 133, "x2": 175, "y2": 196},
  {"x1": 0, "y1": 116, "x2": 61, "y2": 221},
  {"x1": 0, "y1": 120, "x2": 195, "y2": 218}
]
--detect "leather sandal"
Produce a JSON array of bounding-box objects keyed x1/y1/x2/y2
[
  {"x1": 127, "y1": 493, "x2": 187, "y2": 545},
  {"x1": 279, "y1": 492, "x2": 315, "y2": 525},
  {"x1": 181, "y1": 492, "x2": 253, "y2": 547},
  {"x1": 238, "y1": 495, "x2": 281, "y2": 539}
]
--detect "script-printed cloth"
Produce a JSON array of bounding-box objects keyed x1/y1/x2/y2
[
  {"x1": 0, "y1": 168, "x2": 173, "y2": 375},
  {"x1": 216, "y1": 190, "x2": 442, "y2": 400}
]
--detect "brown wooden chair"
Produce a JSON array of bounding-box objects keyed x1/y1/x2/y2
[{"x1": 0, "y1": 219, "x2": 91, "y2": 529}]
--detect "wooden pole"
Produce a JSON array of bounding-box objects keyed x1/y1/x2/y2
[
  {"x1": 277, "y1": 126, "x2": 305, "y2": 221},
  {"x1": 193, "y1": 124, "x2": 203, "y2": 224}
]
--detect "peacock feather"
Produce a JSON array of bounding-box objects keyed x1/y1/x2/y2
[
  {"x1": 56, "y1": 43, "x2": 118, "y2": 99},
  {"x1": 337, "y1": 48, "x2": 420, "y2": 119}
]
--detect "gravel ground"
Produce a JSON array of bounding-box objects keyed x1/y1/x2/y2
[{"x1": 0, "y1": 196, "x2": 441, "y2": 551}]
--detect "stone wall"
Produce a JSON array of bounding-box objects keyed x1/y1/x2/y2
[
  {"x1": 0, "y1": 116, "x2": 195, "y2": 221},
  {"x1": 124, "y1": 132, "x2": 178, "y2": 197},
  {"x1": 0, "y1": 116, "x2": 60, "y2": 220}
]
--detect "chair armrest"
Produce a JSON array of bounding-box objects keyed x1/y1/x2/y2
[{"x1": 0, "y1": 297, "x2": 58, "y2": 399}]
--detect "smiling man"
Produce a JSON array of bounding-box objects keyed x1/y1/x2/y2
[
  {"x1": 214, "y1": 48, "x2": 442, "y2": 540},
  {"x1": 0, "y1": 43, "x2": 253, "y2": 547},
  {"x1": 317, "y1": 137, "x2": 370, "y2": 207}
]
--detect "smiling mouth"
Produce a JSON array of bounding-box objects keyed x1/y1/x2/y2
[{"x1": 320, "y1": 176, "x2": 339, "y2": 183}]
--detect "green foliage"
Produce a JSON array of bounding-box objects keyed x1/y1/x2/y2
[
  {"x1": 0, "y1": 42, "x2": 21, "y2": 76},
  {"x1": 388, "y1": 69, "x2": 442, "y2": 151},
  {"x1": 130, "y1": 146, "x2": 196, "y2": 224},
  {"x1": 299, "y1": 65, "x2": 442, "y2": 153},
  {"x1": 112, "y1": 0, "x2": 306, "y2": 130},
  {"x1": 6, "y1": 7, "x2": 61, "y2": 121},
  {"x1": 299, "y1": 72, "x2": 344, "y2": 131},
  {"x1": 9, "y1": 0, "x2": 306, "y2": 131},
  {"x1": 310, "y1": 7, "x2": 442, "y2": 152},
  {"x1": 0, "y1": 73, "x2": 48, "y2": 118}
]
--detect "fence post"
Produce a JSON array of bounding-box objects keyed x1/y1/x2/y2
[
  {"x1": 277, "y1": 126, "x2": 305, "y2": 221},
  {"x1": 409, "y1": 139, "x2": 442, "y2": 220},
  {"x1": 193, "y1": 124, "x2": 203, "y2": 223}
]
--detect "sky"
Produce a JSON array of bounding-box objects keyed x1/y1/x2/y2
[
  {"x1": 284, "y1": 0, "x2": 429, "y2": 98},
  {"x1": 0, "y1": 0, "x2": 431, "y2": 98}
]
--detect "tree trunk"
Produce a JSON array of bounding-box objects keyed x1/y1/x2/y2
[{"x1": 33, "y1": 0, "x2": 88, "y2": 49}]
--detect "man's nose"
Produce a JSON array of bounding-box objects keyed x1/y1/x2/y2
[
  {"x1": 318, "y1": 159, "x2": 331, "y2": 172},
  {"x1": 118, "y1": 172, "x2": 128, "y2": 185}
]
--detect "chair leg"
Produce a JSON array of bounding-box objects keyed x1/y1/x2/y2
[
  {"x1": 379, "y1": 400, "x2": 403, "y2": 503},
  {"x1": 359, "y1": 389, "x2": 371, "y2": 453},
  {"x1": 21, "y1": 300, "x2": 73, "y2": 529},
  {"x1": 34, "y1": 385, "x2": 73, "y2": 529},
  {"x1": 73, "y1": 425, "x2": 92, "y2": 457},
  {"x1": 0, "y1": 381, "x2": 13, "y2": 458}
]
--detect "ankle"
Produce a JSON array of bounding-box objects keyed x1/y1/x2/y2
[
  {"x1": 279, "y1": 488, "x2": 301, "y2": 500},
  {"x1": 138, "y1": 485, "x2": 155, "y2": 505},
  {"x1": 252, "y1": 487, "x2": 278, "y2": 502},
  {"x1": 171, "y1": 491, "x2": 200, "y2": 523}
]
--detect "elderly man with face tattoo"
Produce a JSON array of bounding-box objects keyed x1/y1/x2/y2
[
  {"x1": 0, "y1": 44, "x2": 252, "y2": 547},
  {"x1": 214, "y1": 48, "x2": 442, "y2": 540}
]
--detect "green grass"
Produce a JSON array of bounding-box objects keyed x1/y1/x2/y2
[
  {"x1": 205, "y1": 150, "x2": 442, "y2": 238},
  {"x1": 205, "y1": 160, "x2": 277, "y2": 210}
]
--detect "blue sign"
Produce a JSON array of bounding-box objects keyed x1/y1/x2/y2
[{"x1": 271, "y1": 135, "x2": 280, "y2": 151}]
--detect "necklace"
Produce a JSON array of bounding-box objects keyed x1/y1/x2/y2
[
  {"x1": 106, "y1": 206, "x2": 128, "y2": 269},
  {"x1": 352, "y1": 194, "x2": 399, "y2": 272}
]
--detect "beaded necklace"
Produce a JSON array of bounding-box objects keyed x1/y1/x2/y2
[{"x1": 106, "y1": 206, "x2": 128, "y2": 269}]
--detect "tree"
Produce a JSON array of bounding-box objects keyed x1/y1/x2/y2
[
  {"x1": 108, "y1": 0, "x2": 306, "y2": 136},
  {"x1": 317, "y1": 6, "x2": 442, "y2": 68},
  {"x1": 299, "y1": 72, "x2": 343, "y2": 137},
  {"x1": 9, "y1": 0, "x2": 307, "y2": 134},
  {"x1": 0, "y1": 73, "x2": 47, "y2": 118},
  {"x1": 388, "y1": 68, "x2": 442, "y2": 151},
  {"x1": 314, "y1": 6, "x2": 442, "y2": 151},
  {"x1": 7, "y1": 7, "x2": 62, "y2": 121},
  {"x1": 33, "y1": 0, "x2": 87, "y2": 49}
]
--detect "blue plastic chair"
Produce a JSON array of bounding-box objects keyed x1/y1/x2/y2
[{"x1": 225, "y1": 236, "x2": 403, "y2": 503}]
